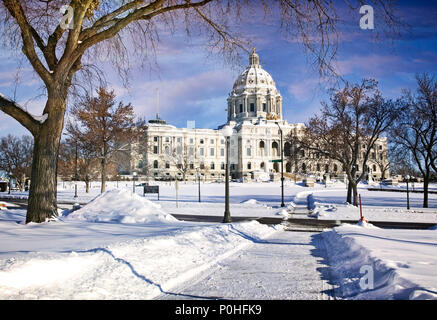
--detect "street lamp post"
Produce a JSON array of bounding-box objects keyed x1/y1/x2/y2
[
  {"x1": 405, "y1": 174, "x2": 410, "y2": 210},
  {"x1": 222, "y1": 125, "x2": 233, "y2": 223},
  {"x1": 132, "y1": 171, "x2": 137, "y2": 194},
  {"x1": 275, "y1": 122, "x2": 285, "y2": 207},
  {"x1": 197, "y1": 170, "x2": 201, "y2": 202}
]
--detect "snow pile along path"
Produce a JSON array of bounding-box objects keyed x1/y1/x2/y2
[
  {"x1": 322, "y1": 223, "x2": 437, "y2": 299},
  {"x1": 0, "y1": 188, "x2": 281, "y2": 299},
  {"x1": 65, "y1": 189, "x2": 178, "y2": 224},
  {"x1": 0, "y1": 221, "x2": 280, "y2": 299}
]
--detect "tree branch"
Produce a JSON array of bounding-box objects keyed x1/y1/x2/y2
[
  {"x1": 0, "y1": 94, "x2": 40, "y2": 135},
  {"x1": 3, "y1": 0, "x2": 52, "y2": 85}
]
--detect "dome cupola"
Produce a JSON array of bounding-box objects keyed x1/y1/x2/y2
[{"x1": 227, "y1": 49, "x2": 282, "y2": 122}]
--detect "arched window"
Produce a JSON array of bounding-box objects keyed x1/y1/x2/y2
[
  {"x1": 272, "y1": 141, "x2": 279, "y2": 157},
  {"x1": 286, "y1": 162, "x2": 292, "y2": 173},
  {"x1": 273, "y1": 162, "x2": 279, "y2": 172},
  {"x1": 210, "y1": 162, "x2": 215, "y2": 170},
  {"x1": 284, "y1": 142, "x2": 291, "y2": 157},
  {"x1": 259, "y1": 141, "x2": 265, "y2": 156}
]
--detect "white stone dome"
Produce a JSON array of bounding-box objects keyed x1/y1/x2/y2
[
  {"x1": 227, "y1": 49, "x2": 283, "y2": 122},
  {"x1": 231, "y1": 49, "x2": 279, "y2": 96}
]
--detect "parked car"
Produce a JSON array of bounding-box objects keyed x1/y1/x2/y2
[{"x1": 0, "y1": 202, "x2": 7, "y2": 210}]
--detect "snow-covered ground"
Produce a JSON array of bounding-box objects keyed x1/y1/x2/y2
[
  {"x1": 1, "y1": 181, "x2": 437, "y2": 300},
  {"x1": 308, "y1": 184, "x2": 437, "y2": 223},
  {"x1": 0, "y1": 189, "x2": 281, "y2": 299},
  {"x1": 323, "y1": 222, "x2": 437, "y2": 299}
]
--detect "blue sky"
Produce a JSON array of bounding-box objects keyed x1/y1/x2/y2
[{"x1": 1, "y1": 0, "x2": 437, "y2": 137}]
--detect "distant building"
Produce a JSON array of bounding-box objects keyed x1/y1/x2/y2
[{"x1": 126, "y1": 49, "x2": 389, "y2": 182}]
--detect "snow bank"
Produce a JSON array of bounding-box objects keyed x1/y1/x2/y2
[
  {"x1": 256, "y1": 172, "x2": 270, "y2": 182},
  {"x1": 0, "y1": 221, "x2": 281, "y2": 299},
  {"x1": 322, "y1": 224, "x2": 437, "y2": 299},
  {"x1": 240, "y1": 199, "x2": 272, "y2": 209},
  {"x1": 65, "y1": 189, "x2": 178, "y2": 224}
]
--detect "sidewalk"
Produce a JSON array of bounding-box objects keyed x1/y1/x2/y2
[{"x1": 157, "y1": 230, "x2": 334, "y2": 300}]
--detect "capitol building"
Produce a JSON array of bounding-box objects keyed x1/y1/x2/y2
[{"x1": 128, "y1": 49, "x2": 389, "y2": 182}]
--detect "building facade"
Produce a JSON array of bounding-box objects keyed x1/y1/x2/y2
[{"x1": 128, "y1": 49, "x2": 389, "y2": 182}]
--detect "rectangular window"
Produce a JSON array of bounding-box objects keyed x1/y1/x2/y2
[
  {"x1": 220, "y1": 148, "x2": 225, "y2": 157},
  {"x1": 262, "y1": 103, "x2": 266, "y2": 111},
  {"x1": 199, "y1": 148, "x2": 204, "y2": 156},
  {"x1": 189, "y1": 147, "x2": 194, "y2": 156},
  {"x1": 177, "y1": 137, "x2": 182, "y2": 143},
  {"x1": 250, "y1": 103, "x2": 255, "y2": 112},
  {"x1": 239, "y1": 104, "x2": 243, "y2": 113},
  {"x1": 210, "y1": 139, "x2": 214, "y2": 144},
  {"x1": 210, "y1": 148, "x2": 215, "y2": 156},
  {"x1": 165, "y1": 137, "x2": 170, "y2": 142},
  {"x1": 153, "y1": 146, "x2": 158, "y2": 154},
  {"x1": 189, "y1": 138, "x2": 194, "y2": 144},
  {"x1": 154, "y1": 136, "x2": 159, "y2": 142},
  {"x1": 247, "y1": 148, "x2": 251, "y2": 157}
]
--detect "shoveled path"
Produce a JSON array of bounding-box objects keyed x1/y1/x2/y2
[{"x1": 157, "y1": 230, "x2": 334, "y2": 300}]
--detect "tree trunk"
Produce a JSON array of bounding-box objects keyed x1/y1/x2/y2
[
  {"x1": 85, "y1": 180, "x2": 90, "y2": 193},
  {"x1": 19, "y1": 173, "x2": 26, "y2": 192},
  {"x1": 26, "y1": 105, "x2": 64, "y2": 223},
  {"x1": 346, "y1": 183, "x2": 352, "y2": 204},
  {"x1": 352, "y1": 182, "x2": 358, "y2": 207},
  {"x1": 423, "y1": 175, "x2": 429, "y2": 208},
  {"x1": 101, "y1": 158, "x2": 106, "y2": 193}
]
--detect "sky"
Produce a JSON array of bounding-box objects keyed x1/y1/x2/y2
[{"x1": 0, "y1": 0, "x2": 437, "y2": 137}]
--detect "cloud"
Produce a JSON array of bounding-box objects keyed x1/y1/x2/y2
[
  {"x1": 334, "y1": 54, "x2": 404, "y2": 77},
  {"x1": 110, "y1": 69, "x2": 233, "y2": 127}
]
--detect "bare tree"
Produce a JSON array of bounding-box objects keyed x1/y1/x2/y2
[
  {"x1": 374, "y1": 147, "x2": 390, "y2": 180},
  {"x1": 391, "y1": 73, "x2": 437, "y2": 208},
  {"x1": 294, "y1": 79, "x2": 402, "y2": 206},
  {"x1": 68, "y1": 87, "x2": 136, "y2": 193},
  {"x1": 0, "y1": 134, "x2": 33, "y2": 192},
  {"x1": 0, "y1": 0, "x2": 403, "y2": 223},
  {"x1": 162, "y1": 143, "x2": 195, "y2": 181},
  {"x1": 58, "y1": 138, "x2": 100, "y2": 193}
]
